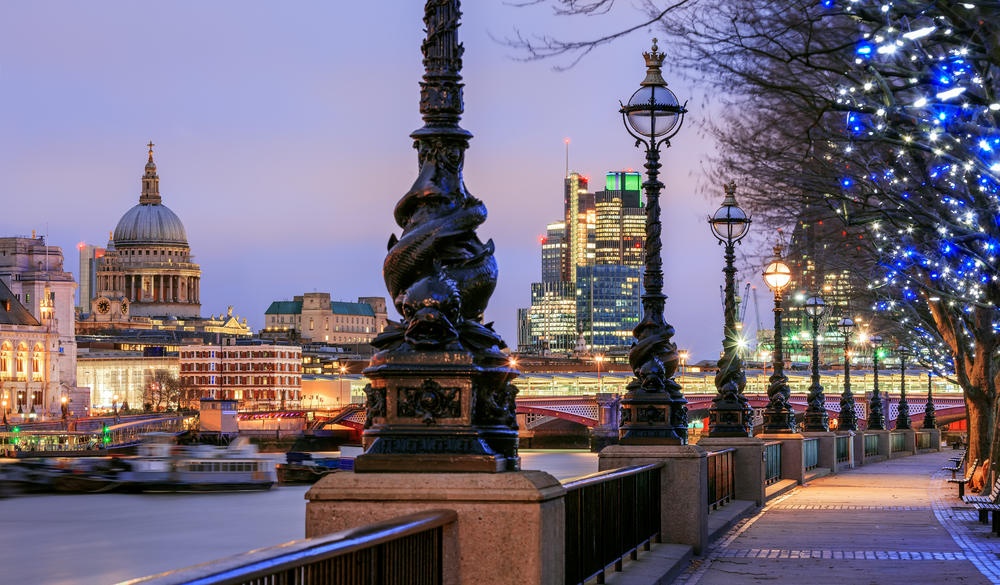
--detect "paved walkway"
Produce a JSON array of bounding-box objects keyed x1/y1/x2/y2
[{"x1": 677, "y1": 449, "x2": 1000, "y2": 584}]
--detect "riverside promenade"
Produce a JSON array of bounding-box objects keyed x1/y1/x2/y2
[{"x1": 671, "y1": 449, "x2": 999, "y2": 584}]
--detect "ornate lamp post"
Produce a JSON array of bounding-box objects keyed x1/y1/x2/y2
[
  {"x1": 1, "y1": 399, "x2": 7, "y2": 430},
  {"x1": 836, "y1": 316, "x2": 858, "y2": 431},
  {"x1": 112, "y1": 394, "x2": 119, "y2": 425},
  {"x1": 618, "y1": 39, "x2": 689, "y2": 443},
  {"x1": 923, "y1": 371, "x2": 936, "y2": 429},
  {"x1": 803, "y1": 295, "x2": 829, "y2": 432},
  {"x1": 595, "y1": 354, "x2": 605, "y2": 393},
  {"x1": 356, "y1": 0, "x2": 519, "y2": 472},
  {"x1": 707, "y1": 182, "x2": 753, "y2": 437},
  {"x1": 762, "y1": 244, "x2": 795, "y2": 432},
  {"x1": 868, "y1": 334, "x2": 886, "y2": 430},
  {"x1": 60, "y1": 396, "x2": 69, "y2": 429},
  {"x1": 895, "y1": 346, "x2": 911, "y2": 430}
]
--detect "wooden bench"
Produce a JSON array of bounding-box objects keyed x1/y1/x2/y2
[
  {"x1": 947, "y1": 459, "x2": 980, "y2": 498},
  {"x1": 972, "y1": 500, "x2": 1000, "y2": 534},
  {"x1": 964, "y1": 476, "x2": 1000, "y2": 523},
  {"x1": 943, "y1": 451, "x2": 967, "y2": 478}
]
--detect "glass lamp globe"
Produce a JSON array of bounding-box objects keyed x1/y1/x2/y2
[
  {"x1": 804, "y1": 295, "x2": 826, "y2": 317},
  {"x1": 710, "y1": 204, "x2": 750, "y2": 242},
  {"x1": 763, "y1": 258, "x2": 792, "y2": 292},
  {"x1": 626, "y1": 85, "x2": 681, "y2": 138},
  {"x1": 837, "y1": 316, "x2": 855, "y2": 335}
]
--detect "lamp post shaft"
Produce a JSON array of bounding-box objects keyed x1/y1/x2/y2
[
  {"x1": 839, "y1": 332, "x2": 857, "y2": 431},
  {"x1": 896, "y1": 353, "x2": 911, "y2": 430},
  {"x1": 804, "y1": 313, "x2": 828, "y2": 432},
  {"x1": 923, "y1": 372, "x2": 936, "y2": 429},
  {"x1": 869, "y1": 348, "x2": 885, "y2": 430},
  {"x1": 708, "y1": 236, "x2": 752, "y2": 437},
  {"x1": 763, "y1": 291, "x2": 795, "y2": 432}
]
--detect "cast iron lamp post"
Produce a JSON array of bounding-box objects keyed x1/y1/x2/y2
[
  {"x1": 867, "y1": 334, "x2": 886, "y2": 430},
  {"x1": 761, "y1": 244, "x2": 795, "y2": 432},
  {"x1": 595, "y1": 354, "x2": 605, "y2": 393},
  {"x1": 707, "y1": 182, "x2": 753, "y2": 437},
  {"x1": 895, "y1": 346, "x2": 911, "y2": 430},
  {"x1": 837, "y1": 316, "x2": 858, "y2": 431},
  {"x1": 60, "y1": 396, "x2": 69, "y2": 429},
  {"x1": 803, "y1": 295, "x2": 829, "y2": 432},
  {"x1": 355, "y1": 0, "x2": 519, "y2": 472},
  {"x1": 112, "y1": 394, "x2": 119, "y2": 425},
  {"x1": 923, "y1": 371, "x2": 936, "y2": 429},
  {"x1": 618, "y1": 39, "x2": 689, "y2": 443}
]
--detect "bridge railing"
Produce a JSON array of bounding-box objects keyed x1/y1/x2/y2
[
  {"x1": 563, "y1": 463, "x2": 662, "y2": 585},
  {"x1": 835, "y1": 435, "x2": 851, "y2": 465},
  {"x1": 764, "y1": 441, "x2": 782, "y2": 486},
  {"x1": 803, "y1": 438, "x2": 820, "y2": 471},
  {"x1": 122, "y1": 510, "x2": 455, "y2": 585},
  {"x1": 890, "y1": 431, "x2": 907, "y2": 453},
  {"x1": 706, "y1": 448, "x2": 736, "y2": 511},
  {"x1": 864, "y1": 433, "x2": 880, "y2": 457}
]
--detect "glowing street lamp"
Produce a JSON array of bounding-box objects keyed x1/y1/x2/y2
[
  {"x1": 762, "y1": 244, "x2": 795, "y2": 432},
  {"x1": 708, "y1": 182, "x2": 753, "y2": 437},
  {"x1": 618, "y1": 38, "x2": 690, "y2": 443}
]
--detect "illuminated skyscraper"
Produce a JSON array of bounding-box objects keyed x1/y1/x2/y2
[
  {"x1": 540, "y1": 222, "x2": 566, "y2": 284},
  {"x1": 563, "y1": 172, "x2": 594, "y2": 283},
  {"x1": 594, "y1": 171, "x2": 644, "y2": 267}
]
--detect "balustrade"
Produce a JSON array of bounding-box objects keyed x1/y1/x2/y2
[
  {"x1": 764, "y1": 441, "x2": 782, "y2": 486},
  {"x1": 803, "y1": 438, "x2": 820, "y2": 471}
]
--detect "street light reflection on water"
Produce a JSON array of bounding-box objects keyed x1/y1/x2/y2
[{"x1": 0, "y1": 450, "x2": 597, "y2": 584}]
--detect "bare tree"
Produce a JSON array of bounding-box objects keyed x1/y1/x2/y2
[{"x1": 510, "y1": 0, "x2": 1000, "y2": 466}]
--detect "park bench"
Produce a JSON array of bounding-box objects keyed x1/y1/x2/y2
[
  {"x1": 964, "y1": 476, "x2": 1000, "y2": 523},
  {"x1": 947, "y1": 458, "x2": 980, "y2": 499},
  {"x1": 943, "y1": 451, "x2": 967, "y2": 478}
]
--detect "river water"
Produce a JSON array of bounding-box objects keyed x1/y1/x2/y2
[{"x1": 0, "y1": 450, "x2": 597, "y2": 585}]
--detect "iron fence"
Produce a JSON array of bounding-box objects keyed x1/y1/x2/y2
[
  {"x1": 707, "y1": 448, "x2": 736, "y2": 511},
  {"x1": 835, "y1": 435, "x2": 851, "y2": 464},
  {"x1": 891, "y1": 431, "x2": 907, "y2": 453},
  {"x1": 122, "y1": 510, "x2": 454, "y2": 585},
  {"x1": 563, "y1": 463, "x2": 662, "y2": 585},
  {"x1": 864, "y1": 433, "x2": 880, "y2": 457},
  {"x1": 764, "y1": 441, "x2": 782, "y2": 486},
  {"x1": 803, "y1": 438, "x2": 819, "y2": 471},
  {"x1": 916, "y1": 431, "x2": 932, "y2": 450}
]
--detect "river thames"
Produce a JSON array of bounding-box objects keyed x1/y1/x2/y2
[{"x1": 0, "y1": 450, "x2": 597, "y2": 584}]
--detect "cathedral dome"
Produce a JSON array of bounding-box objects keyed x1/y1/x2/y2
[
  {"x1": 113, "y1": 142, "x2": 189, "y2": 247},
  {"x1": 113, "y1": 203, "x2": 188, "y2": 246}
]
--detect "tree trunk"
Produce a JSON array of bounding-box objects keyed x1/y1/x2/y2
[{"x1": 966, "y1": 393, "x2": 995, "y2": 470}]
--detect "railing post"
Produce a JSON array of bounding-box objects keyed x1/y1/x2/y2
[{"x1": 598, "y1": 445, "x2": 709, "y2": 554}]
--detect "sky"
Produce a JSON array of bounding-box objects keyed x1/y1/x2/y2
[{"x1": 0, "y1": 1, "x2": 767, "y2": 363}]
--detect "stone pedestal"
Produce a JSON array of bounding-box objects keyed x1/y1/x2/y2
[
  {"x1": 760, "y1": 433, "x2": 804, "y2": 484},
  {"x1": 598, "y1": 444, "x2": 708, "y2": 554},
  {"x1": 305, "y1": 471, "x2": 565, "y2": 585},
  {"x1": 697, "y1": 437, "x2": 765, "y2": 506},
  {"x1": 904, "y1": 428, "x2": 917, "y2": 454}
]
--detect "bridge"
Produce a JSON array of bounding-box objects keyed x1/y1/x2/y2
[
  {"x1": 0, "y1": 415, "x2": 188, "y2": 457},
  {"x1": 306, "y1": 391, "x2": 967, "y2": 439}
]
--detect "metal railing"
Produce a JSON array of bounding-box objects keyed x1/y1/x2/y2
[
  {"x1": 803, "y1": 438, "x2": 819, "y2": 471},
  {"x1": 707, "y1": 448, "x2": 736, "y2": 511},
  {"x1": 764, "y1": 441, "x2": 782, "y2": 486},
  {"x1": 563, "y1": 463, "x2": 662, "y2": 585},
  {"x1": 890, "y1": 431, "x2": 907, "y2": 453},
  {"x1": 835, "y1": 435, "x2": 851, "y2": 464},
  {"x1": 864, "y1": 433, "x2": 880, "y2": 457},
  {"x1": 121, "y1": 510, "x2": 455, "y2": 585},
  {"x1": 916, "y1": 431, "x2": 932, "y2": 450}
]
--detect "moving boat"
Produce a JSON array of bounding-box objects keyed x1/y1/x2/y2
[{"x1": 0, "y1": 434, "x2": 277, "y2": 494}]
